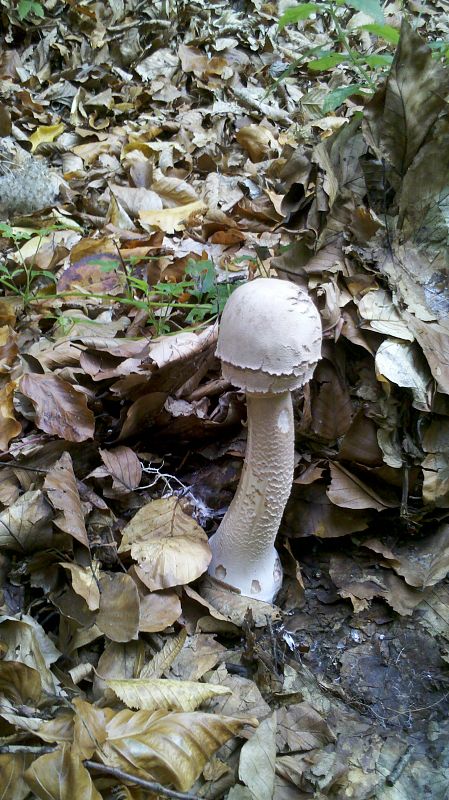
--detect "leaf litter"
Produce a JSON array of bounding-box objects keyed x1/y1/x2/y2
[{"x1": 0, "y1": 3, "x2": 449, "y2": 798}]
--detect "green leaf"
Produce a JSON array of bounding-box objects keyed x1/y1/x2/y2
[
  {"x1": 344, "y1": 0, "x2": 384, "y2": 22},
  {"x1": 322, "y1": 83, "x2": 370, "y2": 112},
  {"x1": 278, "y1": 3, "x2": 319, "y2": 28},
  {"x1": 17, "y1": 0, "x2": 44, "y2": 20},
  {"x1": 364, "y1": 53, "x2": 394, "y2": 67},
  {"x1": 307, "y1": 52, "x2": 349, "y2": 71},
  {"x1": 359, "y1": 23, "x2": 400, "y2": 44}
]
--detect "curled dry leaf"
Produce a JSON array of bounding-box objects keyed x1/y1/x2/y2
[
  {"x1": 329, "y1": 553, "x2": 425, "y2": 615},
  {"x1": 119, "y1": 496, "x2": 211, "y2": 590},
  {"x1": 25, "y1": 743, "x2": 102, "y2": 800},
  {"x1": 327, "y1": 463, "x2": 398, "y2": 511},
  {"x1": 106, "y1": 677, "x2": 232, "y2": 712},
  {"x1": 44, "y1": 452, "x2": 89, "y2": 547},
  {"x1": 199, "y1": 576, "x2": 281, "y2": 628},
  {"x1": 20, "y1": 374, "x2": 95, "y2": 442},
  {"x1": 96, "y1": 573, "x2": 140, "y2": 642},
  {"x1": 364, "y1": 523, "x2": 449, "y2": 588}
]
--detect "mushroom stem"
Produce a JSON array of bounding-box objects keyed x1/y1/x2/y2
[{"x1": 208, "y1": 391, "x2": 294, "y2": 602}]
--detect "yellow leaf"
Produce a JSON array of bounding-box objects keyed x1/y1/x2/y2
[
  {"x1": 29, "y1": 123, "x2": 65, "y2": 152},
  {"x1": 106, "y1": 677, "x2": 232, "y2": 712},
  {"x1": 139, "y1": 200, "x2": 206, "y2": 234}
]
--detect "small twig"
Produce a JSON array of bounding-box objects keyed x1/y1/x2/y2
[
  {"x1": 0, "y1": 745, "x2": 55, "y2": 755},
  {"x1": 84, "y1": 761, "x2": 200, "y2": 800},
  {"x1": 385, "y1": 745, "x2": 413, "y2": 786}
]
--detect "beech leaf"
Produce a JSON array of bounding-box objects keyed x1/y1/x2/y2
[
  {"x1": 20, "y1": 374, "x2": 95, "y2": 442},
  {"x1": 119, "y1": 496, "x2": 211, "y2": 590},
  {"x1": 106, "y1": 677, "x2": 232, "y2": 712}
]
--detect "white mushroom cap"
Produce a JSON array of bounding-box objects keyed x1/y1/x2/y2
[{"x1": 216, "y1": 278, "x2": 322, "y2": 394}]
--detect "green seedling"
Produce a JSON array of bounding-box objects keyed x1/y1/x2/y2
[{"x1": 0, "y1": 222, "x2": 69, "y2": 306}]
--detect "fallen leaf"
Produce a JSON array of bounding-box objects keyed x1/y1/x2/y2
[
  {"x1": 44, "y1": 452, "x2": 89, "y2": 547},
  {"x1": 25, "y1": 744, "x2": 102, "y2": 800},
  {"x1": 239, "y1": 712, "x2": 277, "y2": 800},
  {"x1": 96, "y1": 573, "x2": 140, "y2": 642},
  {"x1": 139, "y1": 200, "x2": 206, "y2": 234},
  {"x1": 106, "y1": 677, "x2": 232, "y2": 712},
  {"x1": 0, "y1": 380, "x2": 21, "y2": 449},
  {"x1": 119, "y1": 496, "x2": 211, "y2": 590},
  {"x1": 20, "y1": 374, "x2": 95, "y2": 442}
]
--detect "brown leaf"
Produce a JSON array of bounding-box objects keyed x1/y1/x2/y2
[
  {"x1": 0, "y1": 380, "x2": 21, "y2": 450},
  {"x1": 119, "y1": 496, "x2": 211, "y2": 590},
  {"x1": 327, "y1": 463, "x2": 398, "y2": 511},
  {"x1": 138, "y1": 587, "x2": 182, "y2": 633},
  {"x1": 25, "y1": 744, "x2": 102, "y2": 800},
  {"x1": 0, "y1": 752, "x2": 32, "y2": 800},
  {"x1": 100, "y1": 446, "x2": 142, "y2": 493},
  {"x1": 285, "y1": 482, "x2": 371, "y2": 538},
  {"x1": 96, "y1": 573, "x2": 140, "y2": 642},
  {"x1": 364, "y1": 523, "x2": 449, "y2": 588},
  {"x1": 99, "y1": 706, "x2": 258, "y2": 792},
  {"x1": 310, "y1": 359, "x2": 353, "y2": 441},
  {"x1": 20, "y1": 374, "x2": 95, "y2": 442},
  {"x1": 44, "y1": 452, "x2": 89, "y2": 547},
  {"x1": 329, "y1": 553, "x2": 425, "y2": 615},
  {"x1": 0, "y1": 490, "x2": 53, "y2": 551}
]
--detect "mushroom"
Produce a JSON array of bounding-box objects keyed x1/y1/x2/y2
[{"x1": 208, "y1": 278, "x2": 322, "y2": 603}]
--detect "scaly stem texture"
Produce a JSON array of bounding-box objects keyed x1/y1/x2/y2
[{"x1": 209, "y1": 391, "x2": 294, "y2": 601}]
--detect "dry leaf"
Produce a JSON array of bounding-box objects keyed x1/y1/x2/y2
[
  {"x1": 25, "y1": 744, "x2": 102, "y2": 800},
  {"x1": 239, "y1": 712, "x2": 277, "y2": 800},
  {"x1": 119, "y1": 496, "x2": 211, "y2": 590},
  {"x1": 44, "y1": 452, "x2": 89, "y2": 547},
  {"x1": 100, "y1": 446, "x2": 142, "y2": 493},
  {"x1": 20, "y1": 374, "x2": 95, "y2": 442},
  {"x1": 96, "y1": 573, "x2": 140, "y2": 642},
  {"x1": 106, "y1": 677, "x2": 232, "y2": 712},
  {"x1": 0, "y1": 380, "x2": 21, "y2": 449},
  {"x1": 139, "y1": 200, "x2": 206, "y2": 234}
]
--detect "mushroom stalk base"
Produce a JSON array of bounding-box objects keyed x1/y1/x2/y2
[{"x1": 208, "y1": 391, "x2": 294, "y2": 602}]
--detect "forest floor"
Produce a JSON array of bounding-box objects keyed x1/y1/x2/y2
[{"x1": 1, "y1": 1, "x2": 449, "y2": 798}]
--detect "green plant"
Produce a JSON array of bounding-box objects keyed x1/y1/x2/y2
[
  {"x1": 17, "y1": 0, "x2": 44, "y2": 20},
  {"x1": 98, "y1": 256, "x2": 240, "y2": 336},
  {"x1": 278, "y1": 0, "x2": 397, "y2": 111},
  {"x1": 0, "y1": 223, "x2": 65, "y2": 306}
]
